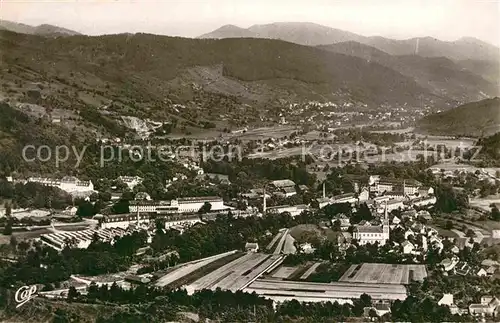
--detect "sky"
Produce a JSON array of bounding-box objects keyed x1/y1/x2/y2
[{"x1": 1, "y1": 0, "x2": 499, "y2": 46}]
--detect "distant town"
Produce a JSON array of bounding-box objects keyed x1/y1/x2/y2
[{"x1": 0, "y1": 3, "x2": 499, "y2": 322}]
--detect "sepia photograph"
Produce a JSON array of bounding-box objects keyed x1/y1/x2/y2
[{"x1": 0, "y1": 0, "x2": 499, "y2": 321}]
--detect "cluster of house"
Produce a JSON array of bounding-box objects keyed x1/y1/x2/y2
[
  {"x1": 317, "y1": 175, "x2": 436, "y2": 213},
  {"x1": 22, "y1": 176, "x2": 95, "y2": 196},
  {"x1": 428, "y1": 164, "x2": 500, "y2": 184},
  {"x1": 438, "y1": 293, "x2": 500, "y2": 317},
  {"x1": 439, "y1": 257, "x2": 499, "y2": 278},
  {"x1": 117, "y1": 176, "x2": 143, "y2": 190},
  {"x1": 369, "y1": 176, "x2": 435, "y2": 206},
  {"x1": 328, "y1": 202, "x2": 456, "y2": 256},
  {"x1": 98, "y1": 213, "x2": 204, "y2": 231}
]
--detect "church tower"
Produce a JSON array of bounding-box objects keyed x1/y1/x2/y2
[{"x1": 382, "y1": 201, "x2": 390, "y2": 242}]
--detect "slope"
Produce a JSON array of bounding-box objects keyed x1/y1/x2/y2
[
  {"x1": 199, "y1": 22, "x2": 499, "y2": 61},
  {"x1": 199, "y1": 22, "x2": 365, "y2": 45},
  {"x1": 198, "y1": 24, "x2": 256, "y2": 39},
  {"x1": 415, "y1": 98, "x2": 500, "y2": 137},
  {"x1": 0, "y1": 19, "x2": 80, "y2": 37},
  {"x1": 319, "y1": 41, "x2": 499, "y2": 102},
  {"x1": 457, "y1": 59, "x2": 500, "y2": 85},
  {"x1": 0, "y1": 102, "x2": 89, "y2": 175},
  {"x1": 363, "y1": 36, "x2": 499, "y2": 61},
  {"x1": 0, "y1": 30, "x2": 437, "y2": 108}
]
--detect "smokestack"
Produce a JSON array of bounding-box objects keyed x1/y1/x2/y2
[
  {"x1": 137, "y1": 203, "x2": 140, "y2": 225},
  {"x1": 323, "y1": 182, "x2": 326, "y2": 199},
  {"x1": 263, "y1": 186, "x2": 267, "y2": 215}
]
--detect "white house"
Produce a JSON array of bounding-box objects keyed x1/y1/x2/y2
[
  {"x1": 430, "y1": 236, "x2": 444, "y2": 252},
  {"x1": 477, "y1": 268, "x2": 488, "y2": 277},
  {"x1": 418, "y1": 186, "x2": 434, "y2": 197},
  {"x1": 438, "y1": 294, "x2": 454, "y2": 306},
  {"x1": 440, "y1": 257, "x2": 459, "y2": 272},
  {"x1": 331, "y1": 192, "x2": 358, "y2": 204},
  {"x1": 117, "y1": 176, "x2": 143, "y2": 190},
  {"x1": 28, "y1": 176, "x2": 94, "y2": 195},
  {"x1": 245, "y1": 242, "x2": 259, "y2": 252},
  {"x1": 358, "y1": 187, "x2": 370, "y2": 202},
  {"x1": 402, "y1": 240, "x2": 414, "y2": 254},
  {"x1": 404, "y1": 228, "x2": 415, "y2": 240},
  {"x1": 386, "y1": 200, "x2": 405, "y2": 212}
]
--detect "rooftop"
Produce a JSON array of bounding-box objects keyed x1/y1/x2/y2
[
  {"x1": 355, "y1": 225, "x2": 383, "y2": 233},
  {"x1": 271, "y1": 179, "x2": 296, "y2": 188},
  {"x1": 177, "y1": 196, "x2": 222, "y2": 203}
]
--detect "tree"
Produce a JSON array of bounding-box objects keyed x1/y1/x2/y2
[
  {"x1": 67, "y1": 286, "x2": 79, "y2": 302},
  {"x1": 76, "y1": 201, "x2": 95, "y2": 217},
  {"x1": 369, "y1": 308, "x2": 378, "y2": 318},
  {"x1": 491, "y1": 206, "x2": 500, "y2": 221},
  {"x1": 9, "y1": 235, "x2": 17, "y2": 248},
  {"x1": 466, "y1": 229, "x2": 475, "y2": 238},
  {"x1": 435, "y1": 185, "x2": 469, "y2": 213},
  {"x1": 112, "y1": 199, "x2": 130, "y2": 214},
  {"x1": 332, "y1": 220, "x2": 341, "y2": 232},
  {"x1": 198, "y1": 202, "x2": 212, "y2": 214},
  {"x1": 5, "y1": 202, "x2": 11, "y2": 217},
  {"x1": 352, "y1": 203, "x2": 373, "y2": 224},
  {"x1": 2, "y1": 218, "x2": 13, "y2": 235}
]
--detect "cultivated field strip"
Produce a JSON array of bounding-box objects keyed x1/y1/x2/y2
[
  {"x1": 339, "y1": 263, "x2": 427, "y2": 284},
  {"x1": 283, "y1": 234, "x2": 297, "y2": 254},
  {"x1": 272, "y1": 266, "x2": 297, "y2": 279},
  {"x1": 155, "y1": 250, "x2": 239, "y2": 287},
  {"x1": 188, "y1": 253, "x2": 284, "y2": 292},
  {"x1": 300, "y1": 262, "x2": 322, "y2": 280},
  {"x1": 266, "y1": 231, "x2": 285, "y2": 250},
  {"x1": 244, "y1": 279, "x2": 407, "y2": 302},
  {"x1": 274, "y1": 229, "x2": 289, "y2": 254}
]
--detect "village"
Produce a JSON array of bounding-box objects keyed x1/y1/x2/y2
[{"x1": 1, "y1": 146, "x2": 500, "y2": 321}]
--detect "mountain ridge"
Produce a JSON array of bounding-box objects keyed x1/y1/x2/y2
[
  {"x1": 0, "y1": 19, "x2": 81, "y2": 37},
  {"x1": 415, "y1": 97, "x2": 500, "y2": 137},
  {"x1": 318, "y1": 41, "x2": 499, "y2": 102},
  {"x1": 199, "y1": 22, "x2": 499, "y2": 61}
]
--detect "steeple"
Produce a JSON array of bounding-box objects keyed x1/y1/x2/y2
[
  {"x1": 383, "y1": 201, "x2": 390, "y2": 238},
  {"x1": 384, "y1": 201, "x2": 389, "y2": 222}
]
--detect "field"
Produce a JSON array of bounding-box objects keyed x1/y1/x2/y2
[
  {"x1": 247, "y1": 147, "x2": 303, "y2": 160},
  {"x1": 244, "y1": 279, "x2": 407, "y2": 303},
  {"x1": 272, "y1": 266, "x2": 299, "y2": 279},
  {"x1": 339, "y1": 263, "x2": 427, "y2": 284},
  {"x1": 266, "y1": 230, "x2": 285, "y2": 251},
  {"x1": 300, "y1": 262, "x2": 323, "y2": 280},
  {"x1": 228, "y1": 126, "x2": 298, "y2": 141},
  {"x1": 155, "y1": 250, "x2": 239, "y2": 287},
  {"x1": 369, "y1": 127, "x2": 415, "y2": 134},
  {"x1": 283, "y1": 234, "x2": 297, "y2": 254},
  {"x1": 187, "y1": 253, "x2": 284, "y2": 292},
  {"x1": 470, "y1": 195, "x2": 500, "y2": 212},
  {"x1": 273, "y1": 229, "x2": 289, "y2": 254},
  {"x1": 422, "y1": 137, "x2": 477, "y2": 148}
]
